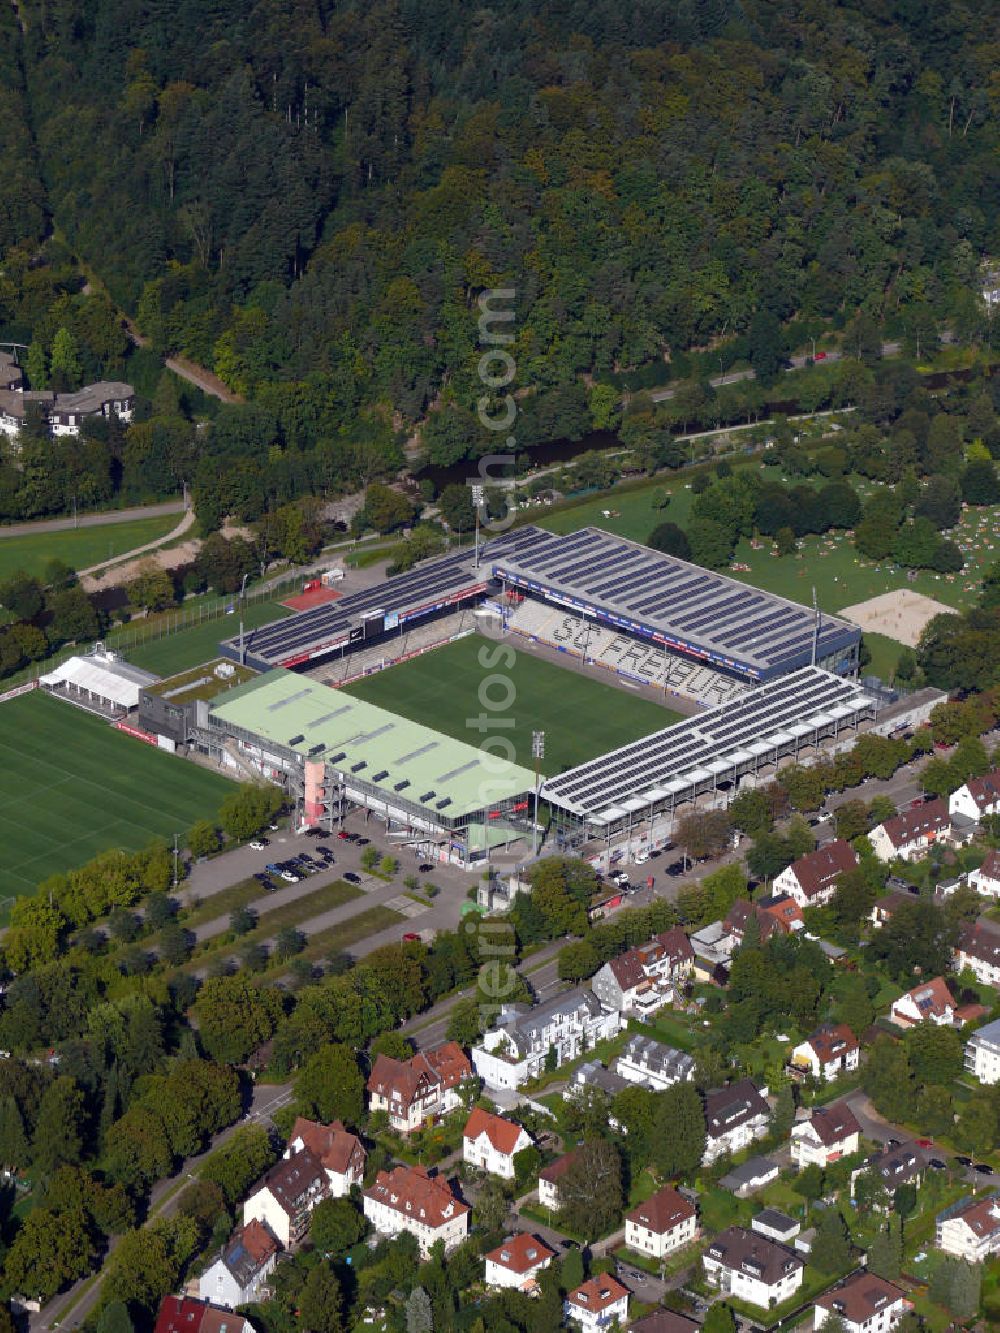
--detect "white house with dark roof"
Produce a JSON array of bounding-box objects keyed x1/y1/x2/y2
[
  {"x1": 366, "y1": 1041, "x2": 473, "y2": 1132},
  {"x1": 483, "y1": 1233, "x2": 555, "y2": 1291},
  {"x1": 773, "y1": 840, "x2": 858, "y2": 909},
  {"x1": 537, "y1": 1149, "x2": 580, "y2": 1211},
  {"x1": 936, "y1": 1193, "x2": 1000, "y2": 1262},
  {"x1": 955, "y1": 920, "x2": 1000, "y2": 989},
  {"x1": 703, "y1": 1079, "x2": 770, "y2": 1164},
  {"x1": 625, "y1": 1185, "x2": 697, "y2": 1260},
  {"x1": 243, "y1": 1149, "x2": 328, "y2": 1247},
  {"x1": 789, "y1": 1023, "x2": 859, "y2": 1083},
  {"x1": 362, "y1": 1164, "x2": 469, "y2": 1257},
  {"x1": 704, "y1": 1226, "x2": 804, "y2": 1308},
  {"x1": 791, "y1": 1100, "x2": 862, "y2": 1170},
  {"x1": 965, "y1": 1016, "x2": 1000, "y2": 1084},
  {"x1": 851, "y1": 1143, "x2": 924, "y2": 1208},
  {"x1": 814, "y1": 1272, "x2": 909, "y2": 1333},
  {"x1": 284, "y1": 1117, "x2": 366, "y2": 1196},
  {"x1": 614, "y1": 1034, "x2": 695, "y2": 1091},
  {"x1": 199, "y1": 1220, "x2": 279, "y2": 1309},
  {"x1": 869, "y1": 799, "x2": 952, "y2": 862},
  {"x1": 967, "y1": 849, "x2": 1000, "y2": 898},
  {"x1": 950, "y1": 770, "x2": 1000, "y2": 824},
  {"x1": 471, "y1": 988, "x2": 621, "y2": 1090}
]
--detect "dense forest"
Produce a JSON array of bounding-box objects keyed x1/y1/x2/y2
[{"x1": 0, "y1": 0, "x2": 994, "y2": 495}]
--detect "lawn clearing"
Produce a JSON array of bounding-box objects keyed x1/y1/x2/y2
[
  {"x1": 0, "y1": 512, "x2": 179, "y2": 583},
  {"x1": 0, "y1": 691, "x2": 234, "y2": 895},
  {"x1": 118, "y1": 599, "x2": 292, "y2": 676},
  {"x1": 298, "y1": 905, "x2": 405, "y2": 958},
  {"x1": 342, "y1": 634, "x2": 680, "y2": 775}
]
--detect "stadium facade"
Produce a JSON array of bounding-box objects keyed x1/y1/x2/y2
[
  {"x1": 206, "y1": 668, "x2": 537, "y2": 862},
  {"x1": 221, "y1": 525, "x2": 861, "y2": 693}
]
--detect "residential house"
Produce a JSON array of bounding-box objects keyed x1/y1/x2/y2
[
  {"x1": 483, "y1": 1233, "x2": 555, "y2": 1291},
  {"x1": 724, "y1": 898, "x2": 795, "y2": 947},
  {"x1": 968, "y1": 849, "x2": 1000, "y2": 898},
  {"x1": 538, "y1": 1149, "x2": 580, "y2": 1211},
  {"x1": 284, "y1": 1117, "x2": 365, "y2": 1197},
  {"x1": 591, "y1": 926, "x2": 694, "y2": 1016},
  {"x1": 936, "y1": 1194, "x2": 1000, "y2": 1262},
  {"x1": 564, "y1": 1275, "x2": 629, "y2": 1331},
  {"x1": 471, "y1": 988, "x2": 621, "y2": 1090},
  {"x1": 366, "y1": 1041, "x2": 473, "y2": 1132},
  {"x1": 362, "y1": 1164, "x2": 469, "y2": 1257},
  {"x1": 965, "y1": 1016, "x2": 1000, "y2": 1084},
  {"x1": 243, "y1": 1149, "x2": 328, "y2": 1247},
  {"x1": 773, "y1": 841, "x2": 858, "y2": 909},
  {"x1": 0, "y1": 381, "x2": 134, "y2": 441},
  {"x1": 889, "y1": 977, "x2": 957, "y2": 1028},
  {"x1": 570, "y1": 1060, "x2": 630, "y2": 1105},
  {"x1": 718, "y1": 1156, "x2": 780, "y2": 1197},
  {"x1": 868, "y1": 799, "x2": 951, "y2": 863},
  {"x1": 625, "y1": 1185, "x2": 697, "y2": 1260},
  {"x1": 153, "y1": 1298, "x2": 253, "y2": 1333},
  {"x1": 791, "y1": 1101, "x2": 862, "y2": 1170},
  {"x1": 703, "y1": 1226, "x2": 804, "y2": 1309},
  {"x1": 955, "y1": 920, "x2": 1000, "y2": 989},
  {"x1": 462, "y1": 1108, "x2": 532, "y2": 1179},
  {"x1": 949, "y1": 770, "x2": 1000, "y2": 824},
  {"x1": 788, "y1": 1024, "x2": 859, "y2": 1083},
  {"x1": 757, "y1": 893, "x2": 805, "y2": 933},
  {"x1": 752, "y1": 1210, "x2": 800, "y2": 1245},
  {"x1": 868, "y1": 890, "x2": 915, "y2": 929},
  {"x1": 614, "y1": 1034, "x2": 695, "y2": 1092},
  {"x1": 814, "y1": 1272, "x2": 909, "y2": 1333},
  {"x1": 703, "y1": 1079, "x2": 771, "y2": 1165},
  {"x1": 199, "y1": 1220, "x2": 279, "y2": 1309},
  {"x1": 851, "y1": 1144, "x2": 924, "y2": 1207},
  {"x1": 0, "y1": 351, "x2": 22, "y2": 392}
]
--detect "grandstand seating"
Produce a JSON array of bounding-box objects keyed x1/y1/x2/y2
[
  {"x1": 311, "y1": 609, "x2": 478, "y2": 685},
  {"x1": 507, "y1": 601, "x2": 749, "y2": 708}
]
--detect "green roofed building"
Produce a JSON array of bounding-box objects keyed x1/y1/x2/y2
[{"x1": 207, "y1": 668, "x2": 539, "y2": 863}]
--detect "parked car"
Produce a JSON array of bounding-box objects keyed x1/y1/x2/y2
[
  {"x1": 337, "y1": 830, "x2": 350, "y2": 840},
  {"x1": 927, "y1": 1158, "x2": 947, "y2": 1170},
  {"x1": 402, "y1": 933, "x2": 421, "y2": 942},
  {"x1": 248, "y1": 837, "x2": 269, "y2": 851},
  {"x1": 974, "y1": 1163, "x2": 994, "y2": 1175},
  {"x1": 418, "y1": 863, "x2": 434, "y2": 872},
  {"x1": 279, "y1": 869, "x2": 300, "y2": 883},
  {"x1": 916, "y1": 1138, "x2": 934, "y2": 1148},
  {"x1": 253, "y1": 872, "x2": 275, "y2": 889},
  {"x1": 956, "y1": 1155, "x2": 973, "y2": 1167},
  {"x1": 344, "y1": 871, "x2": 361, "y2": 884}
]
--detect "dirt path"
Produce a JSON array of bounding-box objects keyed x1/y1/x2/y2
[
  {"x1": 81, "y1": 519, "x2": 252, "y2": 591},
  {"x1": 79, "y1": 507, "x2": 196, "y2": 580}
]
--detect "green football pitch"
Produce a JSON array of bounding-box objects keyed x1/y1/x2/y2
[
  {"x1": 342, "y1": 634, "x2": 681, "y2": 776},
  {"x1": 0, "y1": 691, "x2": 234, "y2": 895}
]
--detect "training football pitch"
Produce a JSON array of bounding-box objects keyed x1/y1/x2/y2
[
  {"x1": 342, "y1": 634, "x2": 681, "y2": 776},
  {"x1": 0, "y1": 691, "x2": 234, "y2": 895}
]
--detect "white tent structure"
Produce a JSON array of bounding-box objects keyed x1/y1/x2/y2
[{"x1": 41, "y1": 648, "x2": 158, "y2": 714}]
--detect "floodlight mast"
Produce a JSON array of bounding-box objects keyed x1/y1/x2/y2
[
  {"x1": 471, "y1": 484, "x2": 485, "y2": 571},
  {"x1": 532, "y1": 730, "x2": 545, "y2": 857}
]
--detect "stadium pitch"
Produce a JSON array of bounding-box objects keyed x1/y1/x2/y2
[
  {"x1": 0, "y1": 691, "x2": 234, "y2": 894},
  {"x1": 342, "y1": 634, "x2": 681, "y2": 776}
]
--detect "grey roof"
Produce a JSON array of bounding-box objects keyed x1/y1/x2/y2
[
  {"x1": 542, "y1": 667, "x2": 875, "y2": 818},
  {"x1": 52, "y1": 381, "x2": 134, "y2": 413},
  {"x1": 573, "y1": 1060, "x2": 630, "y2": 1096},
  {"x1": 753, "y1": 1208, "x2": 798, "y2": 1234},
  {"x1": 494, "y1": 988, "x2": 603, "y2": 1056},
  {"x1": 490, "y1": 525, "x2": 859, "y2": 679},
  {"x1": 615, "y1": 1034, "x2": 694, "y2": 1082},
  {"x1": 969, "y1": 1017, "x2": 1000, "y2": 1051},
  {"x1": 719, "y1": 1156, "x2": 779, "y2": 1189}
]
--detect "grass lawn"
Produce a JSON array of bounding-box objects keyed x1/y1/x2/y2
[
  {"x1": 298, "y1": 904, "x2": 404, "y2": 959},
  {"x1": 118, "y1": 599, "x2": 292, "y2": 676},
  {"x1": 0, "y1": 512, "x2": 179, "y2": 582},
  {"x1": 343, "y1": 633, "x2": 681, "y2": 775},
  {"x1": 0, "y1": 691, "x2": 234, "y2": 896},
  {"x1": 180, "y1": 878, "x2": 262, "y2": 927},
  {"x1": 630, "y1": 1010, "x2": 701, "y2": 1053}
]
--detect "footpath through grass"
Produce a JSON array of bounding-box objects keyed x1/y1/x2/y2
[
  {"x1": 343, "y1": 633, "x2": 680, "y2": 775},
  {"x1": 0, "y1": 512, "x2": 179, "y2": 583},
  {"x1": 0, "y1": 691, "x2": 233, "y2": 896}
]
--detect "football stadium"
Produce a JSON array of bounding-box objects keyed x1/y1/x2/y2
[{"x1": 198, "y1": 523, "x2": 877, "y2": 864}]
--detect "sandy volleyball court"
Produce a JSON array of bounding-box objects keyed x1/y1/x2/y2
[{"x1": 839, "y1": 589, "x2": 955, "y2": 647}]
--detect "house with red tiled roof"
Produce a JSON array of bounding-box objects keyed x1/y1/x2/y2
[
  {"x1": 564, "y1": 1275, "x2": 629, "y2": 1331},
  {"x1": 242, "y1": 1148, "x2": 328, "y2": 1247},
  {"x1": 950, "y1": 770, "x2": 1000, "y2": 824},
  {"x1": 773, "y1": 840, "x2": 858, "y2": 909},
  {"x1": 789, "y1": 1023, "x2": 859, "y2": 1083},
  {"x1": 814, "y1": 1272, "x2": 910, "y2": 1333},
  {"x1": 790, "y1": 1100, "x2": 861, "y2": 1169},
  {"x1": 955, "y1": 919, "x2": 1000, "y2": 989},
  {"x1": 591, "y1": 926, "x2": 694, "y2": 1015},
  {"x1": 936, "y1": 1193, "x2": 1000, "y2": 1262},
  {"x1": 757, "y1": 893, "x2": 805, "y2": 933},
  {"x1": 362, "y1": 1164, "x2": 469, "y2": 1257},
  {"x1": 153, "y1": 1297, "x2": 253, "y2": 1333},
  {"x1": 483, "y1": 1233, "x2": 556, "y2": 1290},
  {"x1": 285, "y1": 1117, "x2": 366, "y2": 1196},
  {"x1": 625, "y1": 1185, "x2": 697, "y2": 1260},
  {"x1": 889, "y1": 977, "x2": 957, "y2": 1028},
  {"x1": 366, "y1": 1040, "x2": 474, "y2": 1132},
  {"x1": 199, "y1": 1219, "x2": 279, "y2": 1309},
  {"x1": 462, "y1": 1108, "x2": 533, "y2": 1178},
  {"x1": 967, "y1": 848, "x2": 1000, "y2": 898},
  {"x1": 869, "y1": 799, "x2": 951, "y2": 862}
]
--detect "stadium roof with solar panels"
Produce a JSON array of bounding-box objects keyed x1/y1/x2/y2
[
  {"x1": 224, "y1": 528, "x2": 548, "y2": 671},
  {"x1": 541, "y1": 667, "x2": 877, "y2": 823},
  {"x1": 208, "y1": 668, "x2": 537, "y2": 825},
  {"x1": 491, "y1": 526, "x2": 861, "y2": 681}
]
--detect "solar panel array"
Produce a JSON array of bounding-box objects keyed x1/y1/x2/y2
[
  {"x1": 491, "y1": 527, "x2": 859, "y2": 679},
  {"x1": 542, "y1": 667, "x2": 875, "y2": 817},
  {"x1": 231, "y1": 526, "x2": 546, "y2": 667}
]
